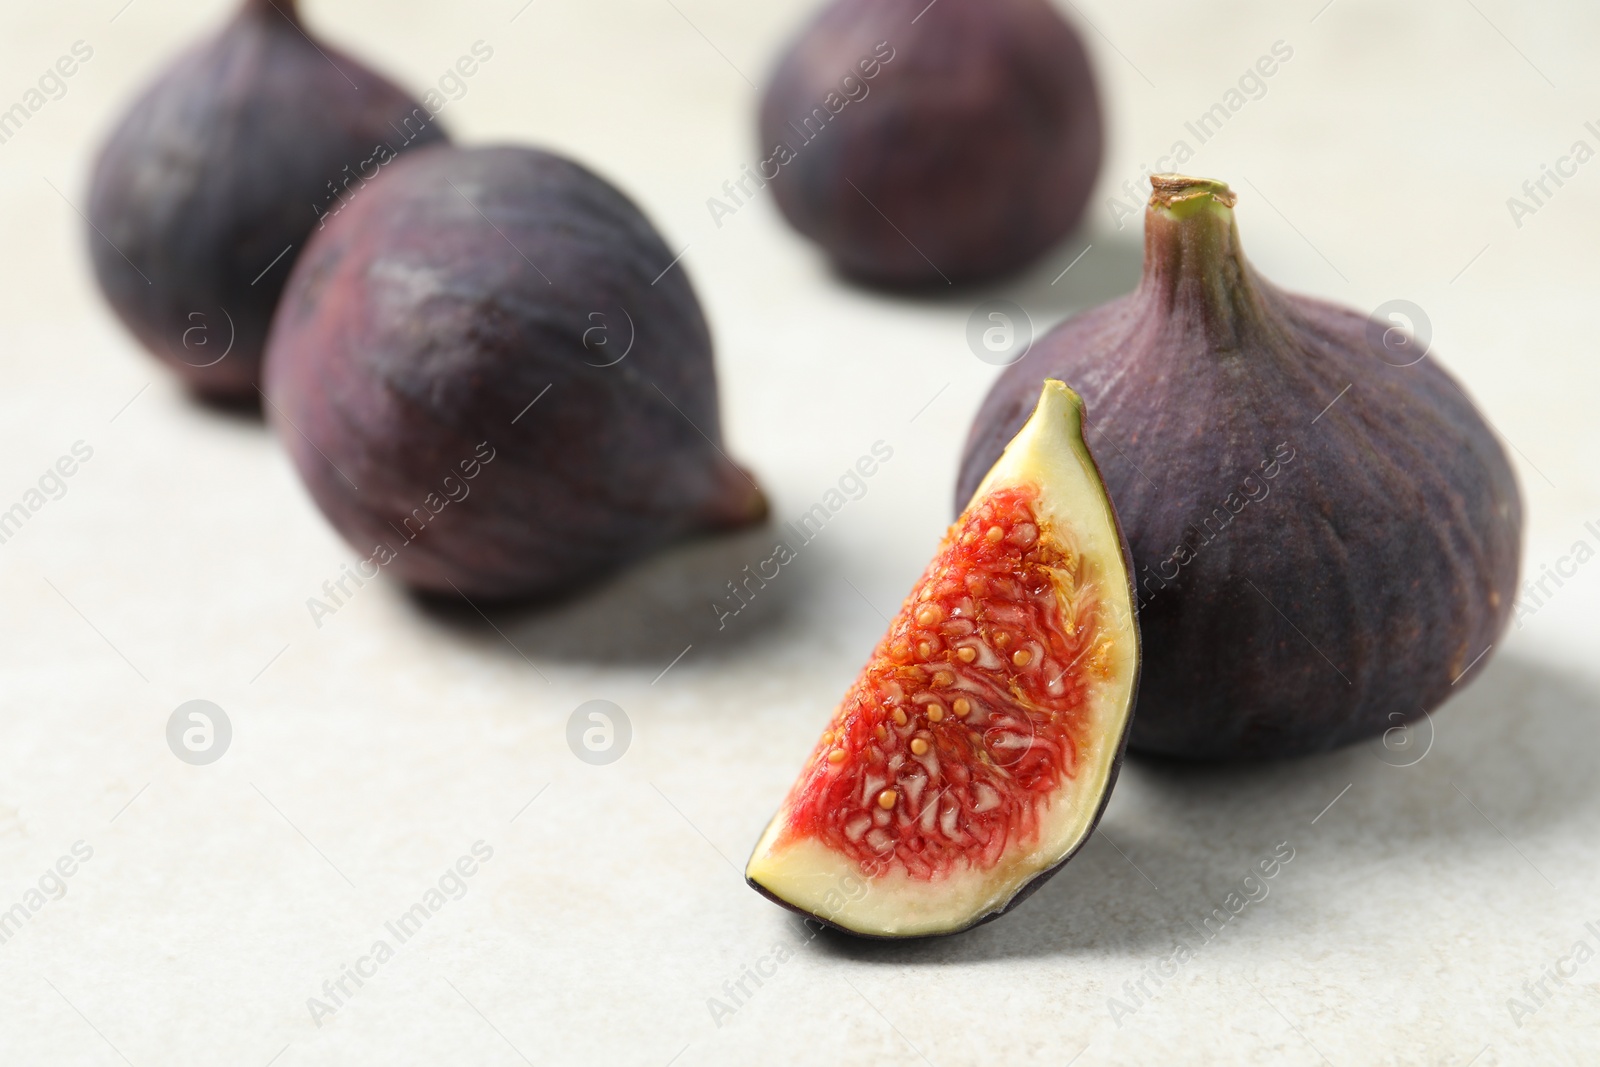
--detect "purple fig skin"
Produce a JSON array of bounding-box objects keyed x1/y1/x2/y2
[
  {"x1": 262, "y1": 144, "x2": 768, "y2": 602},
  {"x1": 758, "y1": 0, "x2": 1102, "y2": 288},
  {"x1": 87, "y1": 0, "x2": 446, "y2": 402},
  {"x1": 956, "y1": 176, "x2": 1523, "y2": 760}
]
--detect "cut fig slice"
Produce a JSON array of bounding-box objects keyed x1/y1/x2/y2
[{"x1": 746, "y1": 381, "x2": 1139, "y2": 938}]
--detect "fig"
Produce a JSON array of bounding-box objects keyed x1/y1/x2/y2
[
  {"x1": 262, "y1": 144, "x2": 767, "y2": 601},
  {"x1": 958, "y1": 175, "x2": 1523, "y2": 760},
  {"x1": 747, "y1": 383, "x2": 1139, "y2": 938},
  {"x1": 756, "y1": 0, "x2": 1102, "y2": 287},
  {"x1": 87, "y1": 0, "x2": 447, "y2": 401}
]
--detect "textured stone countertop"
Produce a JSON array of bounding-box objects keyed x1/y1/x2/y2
[{"x1": 0, "y1": 0, "x2": 1596, "y2": 1063}]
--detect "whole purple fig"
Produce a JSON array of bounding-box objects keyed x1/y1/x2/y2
[
  {"x1": 957, "y1": 175, "x2": 1523, "y2": 760},
  {"x1": 87, "y1": 0, "x2": 446, "y2": 401},
  {"x1": 263, "y1": 144, "x2": 768, "y2": 601},
  {"x1": 757, "y1": 0, "x2": 1102, "y2": 288}
]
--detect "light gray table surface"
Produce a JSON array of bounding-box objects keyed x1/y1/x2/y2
[{"x1": 0, "y1": 0, "x2": 1596, "y2": 1063}]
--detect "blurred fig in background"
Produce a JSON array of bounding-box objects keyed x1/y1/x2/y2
[
  {"x1": 87, "y1": 0, "x2": 447, "y2": 402},
  {"x1": 756, "y1": 0, "x2": 1103, "y2": 288},
  {"x1": 263, "y1": 144, "x2": 768, "y2": 602}
]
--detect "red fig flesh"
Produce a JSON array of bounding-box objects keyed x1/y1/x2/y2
[{"x1": 749, "y1": 384, "x2": 1138, "y2": 937}]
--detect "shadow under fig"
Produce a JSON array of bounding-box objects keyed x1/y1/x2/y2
[
  {"x1": 830, "y1": 224, "x2": 1144, "y2": 324},
  {"x1": 1123, "y1": 651, "x2": 1600, "y2": 851},
  {"x1": 998, "y1": 227, "x2": 1144, "y2": 320},
  {"x1": 805, "y1": 819, "x2": 1190, "y2": 965},
  {"x1": 809, "y1": 651, "x2": 1600, "y2": 965},
  {"x1": 190, "y1": 385, "x2": 265, "y2": 422},
  {"x1": 412, "y1": 520, "x2": 801, "y2": 666}
]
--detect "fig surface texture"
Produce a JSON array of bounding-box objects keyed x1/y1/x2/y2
[
  {"x1": 757, "y1": 0, "x2": 1102, "y2": 288},
  {"x1": 958, "y1": 175, "x2": 1523, "y2": 760},
  {"x1": 263, "y1": 144, "x2": 767, "y2": 601},
  {"x1": 748, "y1": 383, "x2": 1139, "y2": 938},
  {"x1": 87, "y1": 0, "x2": 447, "y2": 400}
]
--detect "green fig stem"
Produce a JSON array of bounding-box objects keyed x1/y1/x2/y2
[
  {"x1": 1149, "y1": 174, "x2": 1237, "y2": 216},
  {"x1": 1140, "y1": 174, "x2": 1268, "y2": 346}
]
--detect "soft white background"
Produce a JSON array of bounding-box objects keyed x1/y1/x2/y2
[{"x1": 0, "y1": 0, "x2": 1596, "y2": 1063}]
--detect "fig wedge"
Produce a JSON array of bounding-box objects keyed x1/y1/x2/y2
[{"x1": 747, "y1": 382, "x2": 1138, "y2": 938}]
